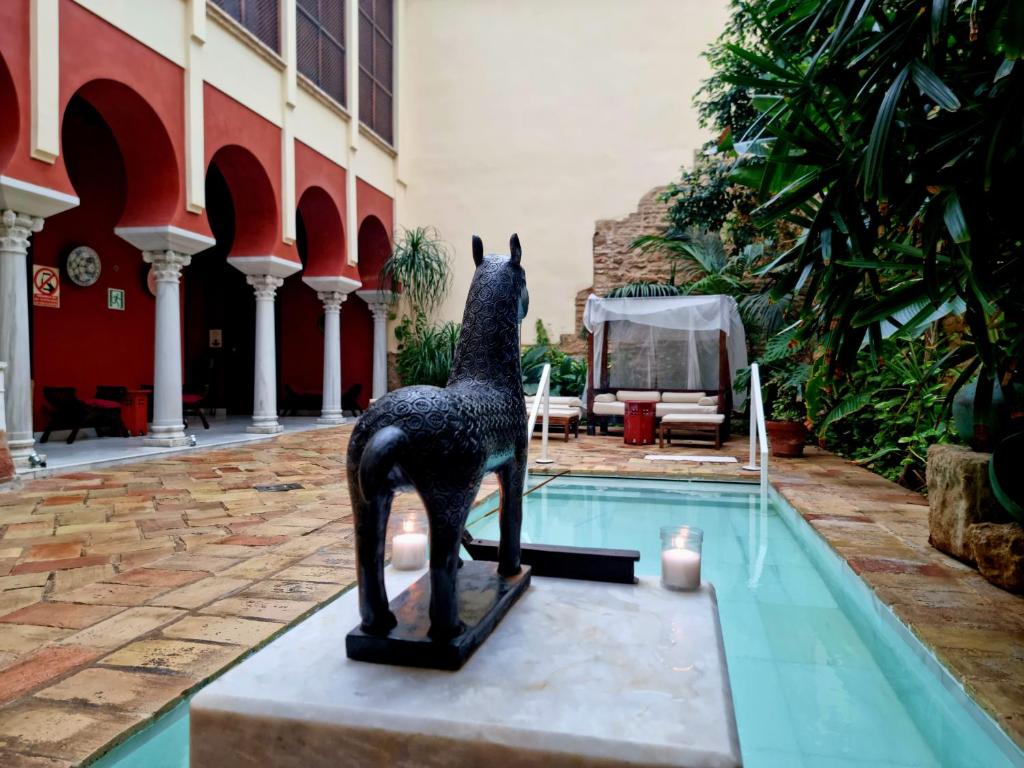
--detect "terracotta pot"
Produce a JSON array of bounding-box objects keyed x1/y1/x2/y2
[{"x1": 765, "y1": 420, "x2": 808, "y2": 458}]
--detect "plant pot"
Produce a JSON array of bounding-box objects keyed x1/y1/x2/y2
[{"x1": 766, "y1": 420, "x2": 808, "y2": 458}]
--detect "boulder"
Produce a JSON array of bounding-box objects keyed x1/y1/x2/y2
[
  {"x1": 968, "y1": 522, "x2": 1024, "y2": 593},
  {"x1": 927, "y1": 444, "x2": 1009, "y2": 563}
]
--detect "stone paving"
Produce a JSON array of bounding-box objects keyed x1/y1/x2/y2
[{"x1": 0, "y1": 425, "x2": 1020, "y2": 765}]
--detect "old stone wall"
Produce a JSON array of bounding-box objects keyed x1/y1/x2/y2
[{"x1": 559, "y1": 187, "x2": 672, "y2": 354}]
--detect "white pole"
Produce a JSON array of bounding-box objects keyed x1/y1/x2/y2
[
  {"x1": 742, "y1": 362, "x2": 760, "y2": 472},
  {"x1": 536, "y1": 364, "x2": 553, "y2": 465}
]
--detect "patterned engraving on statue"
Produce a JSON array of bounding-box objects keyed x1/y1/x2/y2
[{"x1": 347, "y1": 234, "x2": 529, "y2": 640}]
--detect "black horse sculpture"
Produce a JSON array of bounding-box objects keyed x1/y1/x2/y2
[{"x1": 347, "y1": 234, "x2": 529, "y2": 641}]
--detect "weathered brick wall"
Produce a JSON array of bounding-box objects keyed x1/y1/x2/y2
[{"x1": 559, "y1": 187, "x2": 672, "y2": 354}]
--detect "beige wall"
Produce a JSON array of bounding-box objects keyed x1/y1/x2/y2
[{"x1": 397, "y1": 0, "x2": 730, "y2": 343}]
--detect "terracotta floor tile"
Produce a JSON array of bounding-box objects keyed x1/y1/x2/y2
[
  {"x1": 0, "y1": 700, "x2": 140, "y2": 762},
  {"x1": 22, "y1": 542, "x2": 82, "y2": 562},
  {"x1": 0, "y1": 602, "x2": 124, "y2": 629},
  {"x1": 99, "y1": 637, "x2": 243, "y2": 677},
  {"x1": 0, "y1": 624, "x2": 72, "y2": 655},
  {"x1": 35, "y1": 666, "x2": 192, "y2": 712},
  {"x1": 200, "y1": 595, "x2": 317, "y2": 622},
  {"x1": 0, "y1": 588, "x2": 47, "y2": 617},
  {"x1": 55, "y1": 606, "x2": 185, "y2": 651},
  {"x1": 106, "y1": 567, "x2": 209, "y2": 589},
  {"x1": 215, "y1": 534, "x2": 290, "y2": 547},
  {"x1": 241, "y1": 579, "x2": 343, "y2": 603},
  {"x1": 161, "y1": 614, "x2": 284, "y2": 646},
  {"x1": 10, "y1": 555, "x2": 110, "y2": 576},
  {"x1": 147, "y1": 576, "x2": 251, "y2": 610},
  {"x1": 273, "y1": 564, "x2": 354, "y2": 584},
  {"x1": 0, "y1": 646, "x2": 99, "y2": 704},
  {"x1": 49, "y1": 582, "x2": 168, "y2": 606}
]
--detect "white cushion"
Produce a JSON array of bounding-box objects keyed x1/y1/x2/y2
[
  {"x1": 655, "y1": 403, "x2": 719, "y2": 417},
  {"x1": 593, "y1": 393, "x2": 616, "y2": 403},
  {"x1": 698, "y1": 396, "x2": 719, "y2": 406},
  {"x1": 538, "y1": 408, "x2": 580, "y2": 418},
  {"x1": 660, "y1": 413, "x2": 725, "y2": 425},
  {"x1": 525, "y1": 395, "x2": 582, "y2": 409},
  {"x1": 615, "y1": 390, "x2": 660, "y2": 403},
  {"x1": 661, "y1": 392, "x2": 704, "y2": 404},
  {"x1": 593, "y1": 401, "x2": 625, "y2": 416}
]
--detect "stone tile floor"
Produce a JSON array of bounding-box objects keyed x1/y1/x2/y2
[{"x1": 0, "y1": 425, "x2": 1020, "y2": 765}]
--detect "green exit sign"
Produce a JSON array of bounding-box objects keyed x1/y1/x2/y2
[{"x1": 107, "y1": 288, "x2": 125, "y2": 311}]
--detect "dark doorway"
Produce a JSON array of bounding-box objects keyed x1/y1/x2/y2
[{"x1": 184, "y1": 166, "x2": 258, "y2": 416}]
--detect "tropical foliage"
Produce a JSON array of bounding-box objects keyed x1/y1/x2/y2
[
  {"x1": 379, "y1": 226, "x2": 452, "y2": 316},
  {"x1": 521, "y1": 320, "x2": 588, "y2": 397},
  {"x1": 605, "y1": 281, "x2": 682, "y2": 298},
  {"x1": 716, "y1": 0, "x2": 1023, "y2": 441},
  {"x1": 393, "y1": 312, "x2": 460, "y2": 388}
]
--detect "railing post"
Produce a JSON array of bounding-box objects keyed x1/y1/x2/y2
[
  {"x1": 537, "y1": 366, "x2": 553, "y2": 465},
  {"x1": 743, "y1": 362, "x2": 760, "y2": 472}
]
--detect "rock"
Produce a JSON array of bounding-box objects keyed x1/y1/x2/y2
[
  {"x1": 968, "y1": 522, "x2": 1024, "y2": 593},
  {"x1": 927, "y1": 444, "x2": 1009, "y2": 563},
  {"x1": 0, "y1": 430, "x2": 14, "y2": 483}
]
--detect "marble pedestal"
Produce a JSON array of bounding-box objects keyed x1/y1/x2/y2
[{"x1": 191, "y1": 569, "x2": 741, "y2": 768}]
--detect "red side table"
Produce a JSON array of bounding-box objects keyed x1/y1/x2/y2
[
  {"x1": 121, "y1": 389, "x2": 150, "y2": 436},
  {"x1": 624, "y1": 400, "x2": 656, "y2": 445}
]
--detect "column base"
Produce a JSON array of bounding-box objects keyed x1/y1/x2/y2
[
  {"x1": 317, "y1": 411, "x2": 346, "y2": 425},
  {"x1": 247, "y1": 422, "x2": 284, "y2": 435},
  {"x1": 144, "y1": 424, "x2": 192, "y2": 448},
  {"x1": 9, "y1": 438, "x2": 46, "y2": 471}
]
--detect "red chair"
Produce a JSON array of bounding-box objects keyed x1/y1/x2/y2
[
  {"x1": 183, "y1": 386, "x2": 209, "y2": 429},
  {"x1": 40, "y1": 386, "x2": 129, "y2": 445}
]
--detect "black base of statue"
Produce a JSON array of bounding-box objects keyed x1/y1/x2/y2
[
  {"x1": 463, "y1": 538, "x2": 640, "y2": 585},
  {"x1": 345, "y1": 561, "x2": 531, "y2": 671}
]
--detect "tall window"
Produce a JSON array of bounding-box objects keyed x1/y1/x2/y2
[
  {"x1": 212, "y1": 0, "x2": 281, "y2": 53},
  {"x1": 359, "y1": 0, "x2": 393, "y2": 144},
  {"x1": 297, "y1": 1, "x2": 346, "y2": 106}
]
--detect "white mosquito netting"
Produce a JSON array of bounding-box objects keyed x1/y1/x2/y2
[{"x1": 583, "y1": 294, "x2": 748, "y2": 407}]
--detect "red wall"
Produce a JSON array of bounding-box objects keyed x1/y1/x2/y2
[
  {"x1": 279, "y1": 273, "x2": 323, "y2": 395},
  {"x1": 29, "y1": 103, "x2": 172, "y2": 428}
]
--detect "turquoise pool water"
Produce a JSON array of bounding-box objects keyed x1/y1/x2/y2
[{"x1": 96, "y1": 476, "x2": 1023, "y2": 768}]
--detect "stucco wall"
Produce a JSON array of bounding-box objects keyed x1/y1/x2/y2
[{"x1": 397, "y1": 0, "x2": 729, "y2": 343}]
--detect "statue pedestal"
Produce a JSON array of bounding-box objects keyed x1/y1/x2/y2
[{"x1": 191, "y1": 568, "x2": 741, "y2": 768}]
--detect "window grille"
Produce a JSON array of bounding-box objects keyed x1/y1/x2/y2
[
  {"x1": 297, "y1": 1, "x2": 346, "y2": 106},
  {"x1": 212, "y1": 0, "x2": 281, "y2": 53},
  {"x1": 358, "y1": 0, "x2": 393, "y2": 144}
]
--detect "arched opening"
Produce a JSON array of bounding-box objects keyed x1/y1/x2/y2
[
  {"x1": 69, "y1": 79, "x2": 180, "y2": 227},
  {"x1": 277, "y1": 188, "x2": 347, "y2": 415},
  {"x1": 0, "y1": 52, "x2": 20, "y2": 173},
  {"x1": 28, "y1": 91, "x2": 172, "y2": 434},
  {"x1": 357, "y1": 215, "x2": 391, "y2": 289}
]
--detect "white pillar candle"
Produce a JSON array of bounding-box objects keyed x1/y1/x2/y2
[
  {"x1": 662, "y1": 546, "x2": 701, "y2": 591},
  {"x1": 392, "y1": 520, "x2": 428, "y2": 570}
]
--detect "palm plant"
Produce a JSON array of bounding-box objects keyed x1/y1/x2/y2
[
  {"x1": 605, "y1": 281, "x2": 681, "y2": 298},
  {"x1": 394, "y1": 312, "x2": 460, "y2": 387},
  {"x1": 378, "y1": 226, "x2": 452, "y2": 316},
  {"x1": 715, "y1": 0, "x2": 1024, "y2": 446}
]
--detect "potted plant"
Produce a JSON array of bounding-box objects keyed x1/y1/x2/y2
[{"x1": 761, "y1": 344, "x2": 811, "y2": 458}]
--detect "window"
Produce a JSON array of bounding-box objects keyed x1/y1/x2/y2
[
  {"x1": 297, "y1": 1, "x2": 346, "y2": 106},
  {"x1": 358, "y1": 0, "x2": 393, "y2": 144},
  {"x1": 212, "y1": 0, "x2": 281, "y2": 53}
]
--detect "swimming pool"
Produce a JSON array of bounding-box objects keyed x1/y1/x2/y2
[{"x1": 95, "y1": 476, "x2": 1023, "y2": 768}]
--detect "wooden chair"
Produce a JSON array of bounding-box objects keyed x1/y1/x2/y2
[{"x1": 40, "y1": 386, "x2": 129, "y2": 445}]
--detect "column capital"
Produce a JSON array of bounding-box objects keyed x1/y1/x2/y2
[
  {"x1": 0, "y1": 210, "x2": 44, "y2": 253},
  {"x1": 247, "y1": 273, "x2": 285, "y2": 300},
  {"x1": 317, "y1": 290, "x2": 347, "y2": 312},
  {"x1": 143, "y1": 250, "x2": 192, "y2": 282}
]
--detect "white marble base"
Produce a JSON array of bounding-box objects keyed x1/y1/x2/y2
[
  {"x1": 317, "y1": 415, "x2": 346, "y2": 425},
  {"x1": 191, "y1": 569, "x2": 740, "y2": 768},
  {"x1": 246, "y1": 423, "x2": 284, "y2": 435},
  {"x1": 142, "y1": 435, "x2": 192, "y2": 448}
]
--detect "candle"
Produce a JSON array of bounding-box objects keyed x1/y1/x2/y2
[
  {"x1": 392, "y1": 519, "x2": 428, "y2": 570},
  {"x1": 661, "y1": 532, "x2": 702, "y2": 590}
]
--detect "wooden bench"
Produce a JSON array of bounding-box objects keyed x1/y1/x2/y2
[{"x1": 658, "y1": 413, "x2": 725, "y2": 449}]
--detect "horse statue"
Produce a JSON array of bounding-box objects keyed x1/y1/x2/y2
[{"x1": 347, "y1": 234, "x2": 529, "y2": 641}]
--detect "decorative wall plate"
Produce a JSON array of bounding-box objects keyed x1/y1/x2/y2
[
  {"x1": 146, "y1": 265, "x2": 158, "y2": 297},
  {"x1": 66, "y1": 246, "x2": 101, "y2": 287}
]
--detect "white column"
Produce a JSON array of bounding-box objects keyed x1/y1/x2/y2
[
  {"x1": 317, "y1": 291, "x2": 346, "y2": 424},
  {"x1": 0, "y1": 210, "x2": 44, "y2": 468},
  {"x1": 143, "y1": 250, "x2": 192, "y2": 447},
  {"x1": 247, "y1": 274, "x2": 284, "y2": 434}
]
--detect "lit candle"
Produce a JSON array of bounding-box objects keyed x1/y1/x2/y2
[
  {"x1": 392, "y1": 519, "x2": 428, "y2": 570},
  {"x1": 661, "y1": 534, "x2": 701, "y2": 590}
]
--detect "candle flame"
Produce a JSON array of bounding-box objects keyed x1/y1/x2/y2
[
  {"x1": 403, "y1": 518, "x2": 415, "y2": 534},
  {"x1": 673, "y1": 534, "x2": 688, "y2": 549}
]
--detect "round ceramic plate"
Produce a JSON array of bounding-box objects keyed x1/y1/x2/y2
[{"x1": 66, "y1": 246, "x2": 101, "y2": 287}]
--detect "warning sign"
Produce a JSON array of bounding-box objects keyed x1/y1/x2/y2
[{"x1": 32, "y1": 265, "x2": 60, "y2": 308}]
